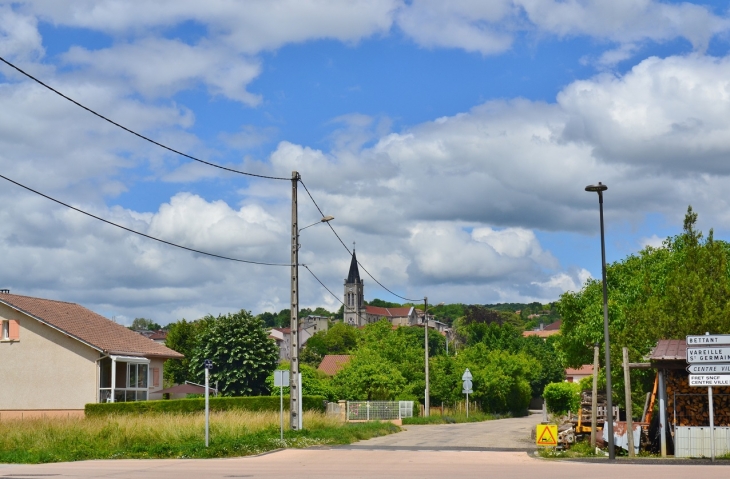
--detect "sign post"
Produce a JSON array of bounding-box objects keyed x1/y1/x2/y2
[
  {"x1": 462, "y1": 368, "x2": 473, "y2": 418},
  {"x1": 274, "y1": 370, "x2": 290, "y2": 441},
  {"x1": 203, "y1": 359, "x2": 213, "y2": 447},
  {"x1": 685, "y1": 333, "x2": 730, "y2": 462}
]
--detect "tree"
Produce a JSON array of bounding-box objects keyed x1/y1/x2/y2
[
  {"x1": 129, "y1": 317, "x2": 162, "y2": 331},
  {"x1": 190, "y1": 310, "x2": 279, "y2": 396},
  {"x1": 300, "y1": 322, "x2": 361, "y2": 366},
  {"x1": 332, "y1": 349, "x2": 407, "y2": 400},
  {"x1": 163, "y1": 319, "x2": 198, "y2": 385}
]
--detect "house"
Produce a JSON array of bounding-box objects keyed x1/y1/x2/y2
[
  {"x1": 565, "y1": 364, "x2": 594, "y2": 383},
  {"x1": 522, "y1": 320, "x2": 561, "y2": 338},
  {"x1": 0, "y1": 292, "x2": 183, "y2": 419},
  {"x1": 318, "y1": 355, "x2": 351, "y2": 375},
  {"x1": 364, "y1": 305, "x2": 418, "y2": 326}
]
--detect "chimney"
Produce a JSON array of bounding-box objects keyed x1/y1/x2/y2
[{"x1": 539, "y1": 322, "x2": 544, "y2": 331}]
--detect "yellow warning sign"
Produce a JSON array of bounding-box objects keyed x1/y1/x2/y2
[{"x1": 536, "y1": 424, "x2": 558, "y2": 447}]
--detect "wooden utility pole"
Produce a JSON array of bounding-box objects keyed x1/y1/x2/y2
[
  {"x1": 290, "y1": 171, "x2": 300, "y2": 430},
  {"x1": 622, "y1": 347, "x2": 634, "y2": 456},
  {"x1": 591, "y1": 344, "x2": 599, "y2": 448}
]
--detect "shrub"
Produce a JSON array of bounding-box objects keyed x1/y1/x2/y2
[
  {"x1": 85, "y1": 395, "x2": 326, "y2": 417},
  {"x1": 543, "y1": 382, "x2": 580, "y2": 414}
]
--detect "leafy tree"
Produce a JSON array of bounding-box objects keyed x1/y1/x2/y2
[
  {"x1": 164, "y1": 319, "x2": 200, "y2": 385},
  {"x1": 300, "y1": 322, "x2": 361, "y2": 366},
  {"x1": 366, "y1": 298, "x2": 402, "y2": 308},
  {"x1": 190, "y1": 310, "x2": 279, "y2": 396},
  {"x1": 332, "y1": 349, "x2": 407, "y2": 400},
  {"x1": 129, "y1": 317, "x2": 162, "y2": 331},
  {"x1": 265, "y1": 362, "x2": 337, "y2": 401}
]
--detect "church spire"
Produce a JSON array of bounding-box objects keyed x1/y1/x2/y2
[{"x1": 346, "y1": 249, "x2": 361, "y2": 284}]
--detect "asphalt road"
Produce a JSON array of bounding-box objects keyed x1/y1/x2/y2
[
  {"x1": 344, "y1": 412, "x2": 543, "y2": 450},
  {"x1": 2, "y1": 449, "x2": 730, "y2": 479}
]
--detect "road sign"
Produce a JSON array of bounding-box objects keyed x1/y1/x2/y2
[
  {"x1": 686, "y1": 347, "x2": 730, "y2": 363},
  {"x1": 689, "y1": 375, "x2": 730, "y2": 387},
  {"x1": 687, "y1": 334, "x2": 730, "y2": 346},
  {"x1": 274, "y1": 370, "x2": 290, "y2": 387},
  {"x1": 462, "y1": 369, "x2": 472, "y2": 381},
  {"x1": 536, "y1": 424, "x2": 558, "y2": 447},
  {"x1": 687, "y1": 364, "x2": 730, "y2": 374},
  {"x1": 203, "y1": 359, "x2": 213, "y2": 370}
]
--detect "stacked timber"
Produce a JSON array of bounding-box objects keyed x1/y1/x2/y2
[{"x1": 665, "y1": 370, "x2": 730, "y2": 426}]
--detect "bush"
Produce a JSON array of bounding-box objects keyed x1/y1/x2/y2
[
  {"x1": 543, "y1": 382, "x2": 580, "y2": 414},
  {"x1": 85, "y1": 395, "x2": 326, "y2": 417}
]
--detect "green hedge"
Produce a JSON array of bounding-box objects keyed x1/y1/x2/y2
[
  {"x1": 542, "y1": 382, "x2": 580, "y2": 415},
  {"x1": 85, "y1": 395, "x2": 326, "y2": 417}
]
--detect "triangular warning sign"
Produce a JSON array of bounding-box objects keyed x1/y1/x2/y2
[{"x1": 536, "y1": 424, "x2": 558, "y2": 447}]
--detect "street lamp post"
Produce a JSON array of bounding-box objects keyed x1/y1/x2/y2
[
  {"x1": 423, "y1": 298, "x2": 444, "y2": 417},
  {"x1": 290, "y1": 169, "x2": 333, "y2": 431},
  {"x1": 585, "y1": 181, "x2": 615, "y2": 460}
]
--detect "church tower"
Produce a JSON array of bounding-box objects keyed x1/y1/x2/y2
[{"x1": 344, "y1": 249, "x2": 365, "y2": 326}]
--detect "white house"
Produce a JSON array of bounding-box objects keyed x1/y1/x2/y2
[{"x1": 0, "y1": 292, "x2": 183, "y2": 419}]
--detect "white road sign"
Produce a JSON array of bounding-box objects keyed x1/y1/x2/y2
[
  {"x1": 686, "y1": 347, "x2": 730, "y2": 363},
  {"x1": 462, "y1": 368, "x2": 472, "y2": 381},
  {"x1": 689, "y1": 374, "x2": 730, "y2": 387},
  {"x1": 687, "y1": 364, "x2": 730, "y2": 374},
  {"x1": 687, "y1": 335, "x2": 730, "y2": 346},
  {"x1": 274, "y1": 370, "x2": 290, "y2": 387}
]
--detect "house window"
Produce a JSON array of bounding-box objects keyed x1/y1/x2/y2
[{"x1": 1, "y1": 320, "x2": 19, "y2": 341}]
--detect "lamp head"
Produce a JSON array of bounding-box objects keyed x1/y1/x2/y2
[
  {"x1": 585, "y1": 182, "x2": 608, "y2": 193},
  {"x1": 320, "y1": 216, "x2": 335, "y2": 222}
]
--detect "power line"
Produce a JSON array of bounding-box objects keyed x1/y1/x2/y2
[
  {"x1": 298, "y1": 178, "x2": 422, "y2": 302},
  {"x1": 0, "y1": 173, "x2": 291, "y2": 267},
  {"x1": 0, "y1": 56, "x2": 289, "y2": 182}
]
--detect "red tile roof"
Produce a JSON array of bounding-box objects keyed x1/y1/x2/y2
[
  {"x1": 365, "y1": 306, "x2": 413, "y2": 318},
  {"x1": 0, "y1": 293, "x2": 183, "y2": 359},
  {"x1": 522, "y1": 329, "x2": 560, "y2": 338},
  {"x1": 318, "y1": 355, "x2": 351, "y2": 375},
  {"x1": 543, "y1": 320, "x2": 562, "y2": 331},
  {"x1": 566, "y1": 365, "x2": 594, "y2": 376}
]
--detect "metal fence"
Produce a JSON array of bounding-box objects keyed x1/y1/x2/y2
[{"x1": 346, "y1": 401, "x2": 414, "y2": 421}]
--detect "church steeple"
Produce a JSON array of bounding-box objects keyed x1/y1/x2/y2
[
  {"x1": 346, "y1": 249, "x2": 361, "y2": 284},
  {"x1": 344, "y1": 248, "x2": 365, "y2": 326}
]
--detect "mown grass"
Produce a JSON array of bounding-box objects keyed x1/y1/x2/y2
[
  {"x1": 0, "y1": 410, "x2": 398, "y2": 464},
  {"x1": 402, "y1": 411, "x2": 497, "y2": 425}
]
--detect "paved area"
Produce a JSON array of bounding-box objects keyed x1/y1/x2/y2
[
  {"x1": 2, "y1": 449, "x2": 730, "y2": 479},
  {"x1": 343, "y1": 413, "x2": 543, "y2": 450}
]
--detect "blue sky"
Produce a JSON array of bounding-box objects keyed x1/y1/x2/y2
[{"x1": 1, "y1": 1, "x2": 730, "y2": 324}]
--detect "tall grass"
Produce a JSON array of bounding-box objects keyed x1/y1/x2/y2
[{"x1": 0, "y1": 410, "x2": 397, "y2": 464}]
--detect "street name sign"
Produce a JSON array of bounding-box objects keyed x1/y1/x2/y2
[
  {"x1": 686, "y1": 347, "x2": 730, "y2": 363},
  {"x1": 687, "y1": 364, "x2": 730, "y2": 374},
  {"x1": 687, "y1": 334, "x2": 730, "y2": 346},
  {"x1": 689, "y1": 375, "x2": 730, "y2": 387}
]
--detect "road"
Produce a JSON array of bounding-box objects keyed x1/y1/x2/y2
[{"x1": 344, "y1": 412, "x2": 542, "y2": 450}]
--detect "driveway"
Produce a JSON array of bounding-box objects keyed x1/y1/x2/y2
[{"x1": 343, "y1": 412, "x2": 543, "y2": 451}]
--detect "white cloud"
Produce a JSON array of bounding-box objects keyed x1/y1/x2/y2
[{"x1": 640, "y1": 234, "x2": 664, "y2": 249}]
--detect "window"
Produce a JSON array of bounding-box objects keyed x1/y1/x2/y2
[
  {"x1": 1, "y1": 320, "x2": 19, "y2": 341},
  {"x1": 127, "y1": 363, "x2": 148, "y2": 389}
]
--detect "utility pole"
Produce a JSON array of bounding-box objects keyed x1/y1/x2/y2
[
  {"x1": 424, "y1": 296, "x2": 429, "y2": 417},
  {"x1": 290, "y1": 170, "x2": 300, "y2": 430}
]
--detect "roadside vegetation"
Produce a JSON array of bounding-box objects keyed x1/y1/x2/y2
[
  {"x1": 403, "y1": 411, "x2": 498, "y2": 425},
  {"x1": 0, "y1": 410, "x2": 397, "y2": 464}
]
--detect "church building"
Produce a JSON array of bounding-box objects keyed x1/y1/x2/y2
[{"x1": 343, "y1": 250, "x2": 418, "y2": 327}]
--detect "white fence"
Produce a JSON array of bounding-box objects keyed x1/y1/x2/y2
[
  {"x1": 675, "y1": 427, "x2": 730, "y2": 458},
  {"x1": 346, "y1": 401, "x2": 414, "y2": 421}
]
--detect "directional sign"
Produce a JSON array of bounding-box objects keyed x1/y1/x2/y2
[
  {"x1": 687, "y1": 364, "x2": 730, "y2": 374},
  {"x1": 686, "y1": 347, "x2": 730, "y2": 363},
  {"x1": 689, "y1": 375, "x2": 730, "y2": 387},
  {"x1": 203, "y1": 359, "x2": 213, "y2": 370},
  {"x1": 687, "y1": 334, "x2": 730, "y2": 346},
  {"x1": 462, "y1": 369, "x2": 472, "y2": 381},
  {"x1": 536, "y1": 424, "x2": 558, "y2": 447}
]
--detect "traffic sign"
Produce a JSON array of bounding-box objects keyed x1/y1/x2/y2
[
  {"x1": 687, "y1": 334, "x2": 730, "y2": 346},
  {"x1": 536, "y1": 424, "x2": 558, "y2": 447},
  {"x1": 203, "y1": 359, "x2": 213, "y2": 370},
  {"x1": 462, "y1": 369, "x2": 472, "y2": 381},
  {"x1": 687, "y1": 364, "x2": 730, "y2": 374},
  {"x1": 274, "y1": 370, "x2": 290, "y2": 387},
  {"x1": 689, "y1": 375, "x2": 730, "y2": 387},
  {"x1": 686, "y1": 347, "x2": 730, "y2": 363}
]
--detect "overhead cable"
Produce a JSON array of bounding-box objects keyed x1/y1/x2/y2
[
  {"x1": 0, "y1": 56, "x2": 289, "y2": 181},
  {"x1": 0, "y1": 173, "x2": 291, "y2": 267},
  {"x1": 298, "y1": 178, "x2": 421, "y2": 302}
]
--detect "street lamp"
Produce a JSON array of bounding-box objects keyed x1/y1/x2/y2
[
  {"x1": 299, "y1": 216, "x2": 335, "y2": 232},
  {"x1": 585, "y1": 181, "x2": 615, "y2": 460},
  {"x1": 423, "y1": 298, "x2": 444, "y2": 417}
]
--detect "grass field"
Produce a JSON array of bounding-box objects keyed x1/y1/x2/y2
[
  {"x1": 0, "y1": 410, "x2": 398, "y2": 464},
  {"x1": 402, "y1": 411, "x2": 497, "y2": 425}
]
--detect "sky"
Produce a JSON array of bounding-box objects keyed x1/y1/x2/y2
[{"x1": 1, "y1": 1, "x2": 730, "y2": 325}]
